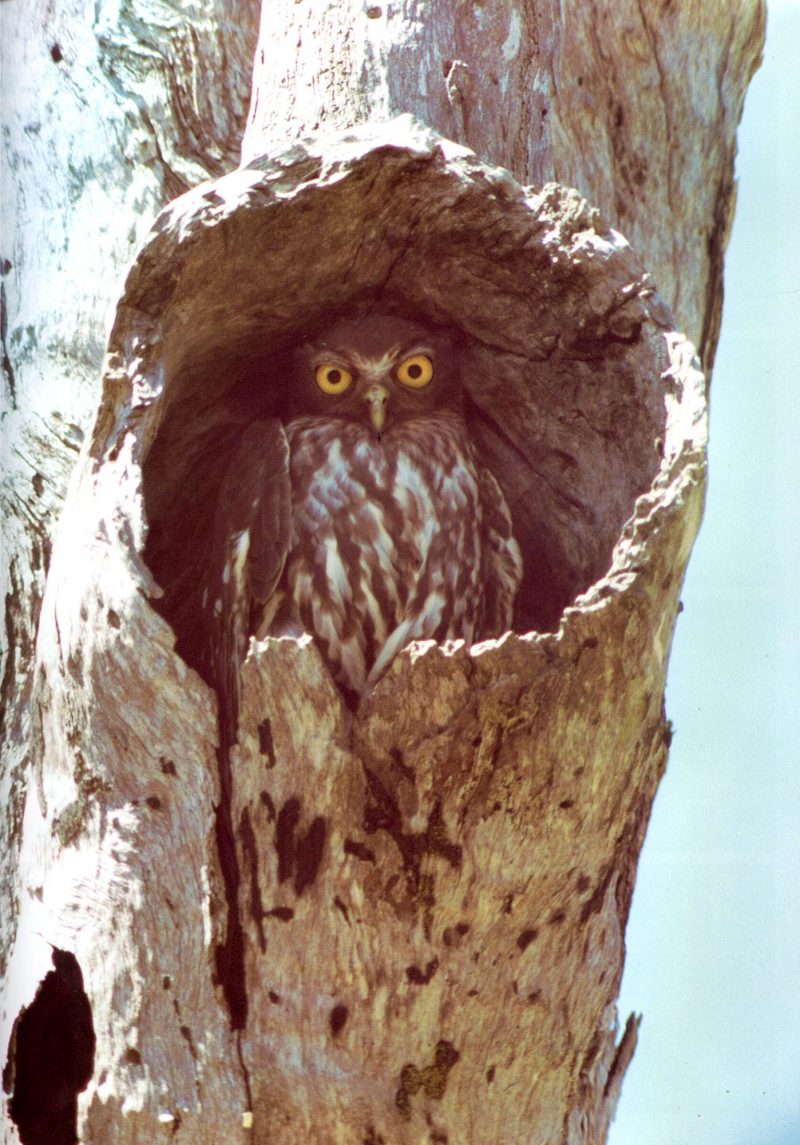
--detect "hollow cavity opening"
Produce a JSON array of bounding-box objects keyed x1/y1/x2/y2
[
  {"x1": 141, "y1": 292, "x2": 665, "y2": 691},
  {"x1": 3, "y1": 949, "x2": 95, "y2": 1145}
]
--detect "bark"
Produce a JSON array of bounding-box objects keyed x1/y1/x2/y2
[
  {"x1": 1, "y1": 3, "x2": 764, "y2": 1144},
  {"x1": 1, "y1": 0, "x2": 259, "y2": 977},
  {"x1": 245, "y1": 0, "x2": 765, "y2": 368}
]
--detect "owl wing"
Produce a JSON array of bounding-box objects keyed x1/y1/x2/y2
[
  {"x1": 206, "y1": 419, "x2": 292, "y2": 748},
  {"x1": 477, "y1": 461, "x2": 523, "y2": 637}
]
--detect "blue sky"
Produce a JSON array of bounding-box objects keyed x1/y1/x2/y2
[{"x1": 610, "y1": 4, "x2": 800, "y2": 1144}]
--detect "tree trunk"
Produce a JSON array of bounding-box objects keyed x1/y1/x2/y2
[{"x1": 1, "y1": 3, "x2": 764, "y2": 1144}]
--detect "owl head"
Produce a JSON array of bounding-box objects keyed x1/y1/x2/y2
[{"x1": 289, "y1": 314, "x2": 459, "y2": 435}]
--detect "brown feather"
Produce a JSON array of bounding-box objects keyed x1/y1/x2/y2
[{"x1": 208, "y1": 315, "x2": 522, "y2": 717}]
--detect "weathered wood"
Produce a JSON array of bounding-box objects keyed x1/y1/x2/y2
[
  {"x1": 1, "y1": 0, "x2": 259, "y2": 978},
  {"x1": 244, "y1": 0, "x2": 765, "y2": 365}
]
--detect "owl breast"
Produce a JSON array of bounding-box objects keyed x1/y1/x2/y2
[{"x1": 263, "y1": 409, "x2": 519, "y2": 697}]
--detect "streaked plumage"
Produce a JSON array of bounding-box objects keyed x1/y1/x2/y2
[{"x1": 207, "y1": 314, "x2": 521, "y2": 723}]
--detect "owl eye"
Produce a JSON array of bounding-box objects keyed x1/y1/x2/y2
[
  {"x1": 396, "y1": 354, "x2": 434, "y2": 389},
  {"x1": 315, "y1": 363, "x2": 354, "y2": 394}
]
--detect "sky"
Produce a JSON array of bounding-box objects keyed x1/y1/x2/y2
[{"x1": 609, "y1": 5, "x2": 800, "y2": 1144}]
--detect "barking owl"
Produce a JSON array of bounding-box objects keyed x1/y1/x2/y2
[{"x1": 207, "y1": 313, "x2": 522, "y2": 731}]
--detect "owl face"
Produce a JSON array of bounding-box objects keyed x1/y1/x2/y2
[{"x1": 290, "y1": 315, "x2": 459, "y2": 435}]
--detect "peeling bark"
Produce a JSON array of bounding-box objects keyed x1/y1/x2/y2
[{"x1": 1, "y1": 2, "x2": 764, "y2": 1143}]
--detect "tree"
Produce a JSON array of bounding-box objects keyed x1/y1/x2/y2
[{"x1": 1, "y1": 2, "x2": 765, "y2": 1142}]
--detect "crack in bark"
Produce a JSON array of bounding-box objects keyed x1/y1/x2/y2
[
  {"x1": 1, "y1": 275, "x2": 18, "y2": 408},
  {"x1": 213, "y1": 740, "x2": 248, "y2": 1031},
  {"x1": 633, "y1": 0, "x2": 679, "y2": 300}
]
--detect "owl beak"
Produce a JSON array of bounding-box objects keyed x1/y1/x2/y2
[{"x1": 363, "y1": 384, "x2": 389, "y2": 433}]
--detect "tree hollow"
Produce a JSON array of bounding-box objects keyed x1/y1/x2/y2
[{"x1": 132, "y1": 118, "x2": 675, "y2": 671}]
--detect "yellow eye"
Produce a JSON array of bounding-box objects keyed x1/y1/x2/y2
[
  {"x1": 396, "y1": 354, "x2": 434, "y2": 389},
  {"x1": 315, "y1": 363, "x2": 353, "y2": 394}
]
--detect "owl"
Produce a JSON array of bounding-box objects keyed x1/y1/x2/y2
[{"x1": 207, "y1": 313, "x2": 522, "y2": 735}]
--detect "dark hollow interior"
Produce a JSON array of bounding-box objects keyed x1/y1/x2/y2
[{"x1": 142, "y1": 310, "x2": 665, "y2": 689}]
